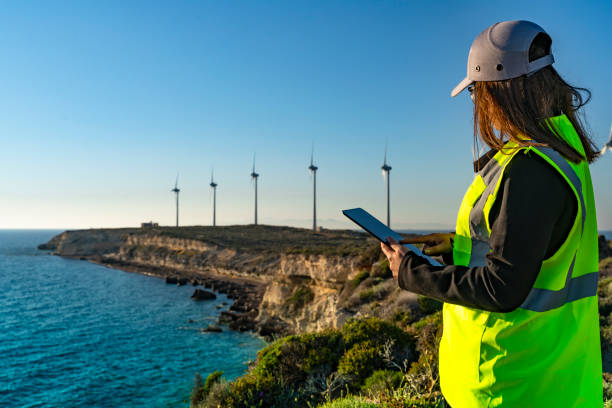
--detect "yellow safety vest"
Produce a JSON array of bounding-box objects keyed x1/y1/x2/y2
[{"x1": 440, "y1": 114, "x2": 603, "y2": 407}]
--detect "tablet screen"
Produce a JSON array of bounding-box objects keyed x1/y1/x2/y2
[{"x1": 342, "y1": 207, "x2": 441, "y2": 267}]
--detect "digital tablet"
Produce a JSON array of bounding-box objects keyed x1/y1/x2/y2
[{"x1": 342, "y1": 207, "x2": 441, "y2": 267}]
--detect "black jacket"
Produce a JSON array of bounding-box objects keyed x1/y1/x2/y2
[{"x1": 397, "y1": 150, "x2": 577, "y2": 313}]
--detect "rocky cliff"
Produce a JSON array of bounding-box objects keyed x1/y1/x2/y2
[
  {"x1": 39, "y1": 226, "x2": 612, "y2": 343},
  {"x1": 39, "y1": 225, "x2": 390, "y2": 338}
]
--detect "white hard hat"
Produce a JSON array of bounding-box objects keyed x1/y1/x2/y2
[{"x1": 451, "y1": 20, "x2": 555, "y2": 97}]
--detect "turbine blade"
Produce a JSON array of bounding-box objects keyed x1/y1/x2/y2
[
  {"x1": 383, "y1": 143, "x2": 388, "y2": 166},
  {"x1": 310, "y1": 141, "x2": 314, "y2": 166},
  {"x1": 174, "y1": 173, "x2": 179, "y2": 189}
]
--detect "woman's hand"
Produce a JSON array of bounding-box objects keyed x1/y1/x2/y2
[
  {"x1": 401, "y1": 232, "x2": 455, "y2": 256},
  {"x1": 380, "y1": 237, "x2": 410, "y2": 279}
]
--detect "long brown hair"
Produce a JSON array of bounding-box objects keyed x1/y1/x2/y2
[{"x1": 472, "y1": 33, "x2": 599, "y2": 165}]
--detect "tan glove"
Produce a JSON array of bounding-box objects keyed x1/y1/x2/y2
[{"x1": 400, "y1": 232, "x2": 455, "y2": 256}]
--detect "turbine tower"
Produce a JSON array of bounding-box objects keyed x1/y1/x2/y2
[
  {"x1": 210, "y1": 170, "x2": 218, "y2": 226},
  {"x1": 250, "y1": 155, "x2": 259, "y2": 225},
  {"x1": 171, "y1": 174, "x2": 180, "y2": 227},
  {"x1": 308, "y1": 146, "x2": 318, "y2": 231},
  {"x1": 602, "y1": 124, "x2": 612, "y2": 155},
  {"x1": 381, "y1": 146, "x2": 392, "y2": 227}
]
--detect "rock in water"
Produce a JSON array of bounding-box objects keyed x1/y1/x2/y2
[
  {"x1": 165, "y1": 276, "x2": 178, "y2": 284},
  {"x1": 202, "y1": 325, "x2": 222, "y2": 333},
  {"x1": 191, "y1": 289, "x2": 216, "y2": 301}
]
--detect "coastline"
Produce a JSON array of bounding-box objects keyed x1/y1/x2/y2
[
  {"x1": 49, "y1": 252, "x2": 269, "y2": 334},
  {"x1": 36, "y1": 225, "x2": 381, "y2": 339},
  {"x1": 37, "y1": 226, "x2": 612, "y2": 342}
]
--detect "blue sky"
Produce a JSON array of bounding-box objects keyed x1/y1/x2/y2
[{"x1": 1, "y1": 0, "x2": 611, "y2": 230}]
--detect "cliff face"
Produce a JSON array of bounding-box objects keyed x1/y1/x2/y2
[
  {"x1": 39, "y1": 226, "x2": 379, "y2": 337},
  {"x1": 43, "y1": 227, "x2": 612, "y2": 340},
  {"x1": 258, "y1": 253, "x2": 362, "y2": 333}
]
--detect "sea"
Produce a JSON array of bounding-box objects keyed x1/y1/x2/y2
[
  {"x1": 0, "y1": 230, "x2": 266, "y2": 408},
  {"x1": 1, "y1": 229, "x2": 611, "y2": 408}
]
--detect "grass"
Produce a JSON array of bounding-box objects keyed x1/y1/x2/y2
[{"x1": 316, "y1": 396, "x2": 378, "y2": 407}]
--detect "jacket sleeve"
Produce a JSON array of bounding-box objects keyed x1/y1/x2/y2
[{"x1": 397, "y1": 151, "x2": 577, "y2": 313}]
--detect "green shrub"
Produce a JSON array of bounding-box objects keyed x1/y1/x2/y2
[
  {"x1": 601, "y1": 314, "x2": 612, "y2": 353},
  {"x1": 351, "y1": 270, "x2": 370, "y2": 288},
  {"x1": 417, "y1": 296, "x2": 443, "y2": 315},
  {"x1": 405, "y1": 312, "x2": 443, "y2": 398},
  {"x1": 204, "y1": 371, "x2": 223, "y2": 393},
  {"x1": 337, "y1": 342, "x2": 385, "y2": 386},
  {"x1": 225, "y1": 373, "x2": 291, "y2": 407},
  {"x1": 604, "y1": 374, "x2": 612, "y2": 404},
  {"x1": 191, "y1": 371, "x2": 224, "y2": 406},
  {"x1": 254, "y1": 329, "x2": 345, "y2": 385},
  {"x1": 411, "y1": 312, "x2": 441, "y2": 331},
  {"x1": 197, "y1": 379, "x2": 231, "y2": 408},
  {"x1": 198, "y1": 317, "x2": 420, "y2": 408},
  {"x1": 191, "y1": 373, "x2": 206, "y2": 406},
  {"x1": 601, "y1": 257, "x2": 612, "y2": 270},
  {"x1": 359, "y1": 288, "x2": 375, "y2": 303},
  {"x1": 371, "y1": 259, "x2": 392, "y2": 279},
  {"x1": 216, "y1": 373, "x2": 309, "y2": 408},
  {"x1": 342, "y1": 317, "x2": 414, "y2": 350},
  {"x1": 361, "y1": 369, "x2": 404, "y2": 395},
  {"x1": 598, "y1": 277, "x2": 612, "y2": 296},
  {"x1": 600, "y1": 296, "x2": 612, "y2": 318},
  {"x1": 391, "y1": 308, "x2": 414, "y2": 328},
  {"x1": 285, "y1": 286, "x2": 315, "y2": 311},
  {"x1": 338, "y1": 320, "x2": 415, "y2": 387}
]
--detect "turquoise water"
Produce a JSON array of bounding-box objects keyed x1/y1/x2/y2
[{"x1": 0, "y1": 230, "x2": 266, "y2": 408}]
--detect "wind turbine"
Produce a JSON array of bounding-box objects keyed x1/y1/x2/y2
[
  {"x1": 308, "y1": 145, "x2": 318, "y2": 231},
  {"x1": 210, "y1": 169, "x2": 218, "y2": 226},
  {"x1": 602, "y1": 124, "x2": 612, "y2": 155},
  {"x1": 250, "y1": 155, "x2": 259, "y2": 225},
  {"x1": 381, "y1": 146, "x2": 392, "y2": 228},
  {"x1": 171, "y1": 174, "x2": 180, "y2": 227}
]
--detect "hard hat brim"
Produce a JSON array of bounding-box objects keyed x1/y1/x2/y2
[{"x1": 451, "y1": 77, "x2": 473, "y2": 97}]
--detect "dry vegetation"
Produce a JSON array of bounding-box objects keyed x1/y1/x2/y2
[{"x1": 156, "y1": 225, "x2": 379, "y2": 256}]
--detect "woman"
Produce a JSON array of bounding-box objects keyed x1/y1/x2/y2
[{"x1": 381, "y1": 20, "x2": 603, "y2": 407}]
